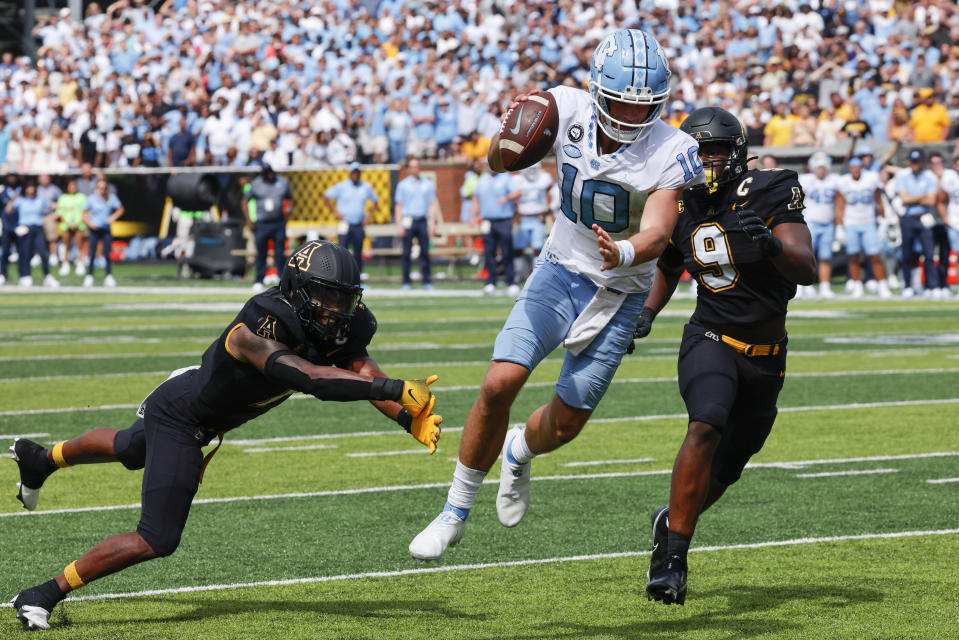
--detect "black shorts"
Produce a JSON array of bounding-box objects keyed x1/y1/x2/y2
[
  {"x1": 112, "y1": 377, "x2": 214, "y2": 556},
  {"x1": 677, "y1": 321, "x2": 787, "y2": 485}
]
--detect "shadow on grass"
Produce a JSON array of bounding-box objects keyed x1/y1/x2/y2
[
  {"x1": 64, "y1": 596, "x2": 487, "y2": 627},
  {"x1": 513, "y1": 583, "x2": 883, "y2": 640}
]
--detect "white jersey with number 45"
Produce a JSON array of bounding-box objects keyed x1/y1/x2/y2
[{"x1": 544, "y1": 85, "x2": 703, "y2": 293}]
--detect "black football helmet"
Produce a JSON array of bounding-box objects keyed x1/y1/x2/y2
[
  {"x1": 280, "y1": 240, "x2": 362, "y2": 341},
  {"x1": 680, "y1": 107, "x2": 750, "y2": 193}
]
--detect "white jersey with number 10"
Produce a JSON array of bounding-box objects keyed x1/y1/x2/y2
[{"x1": 544, "y1": 85, "x2": 703, "y2": 293}]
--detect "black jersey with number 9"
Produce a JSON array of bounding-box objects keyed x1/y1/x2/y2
[{"x1": 659, "y1": 168, "x2": 807, "y2": 326}]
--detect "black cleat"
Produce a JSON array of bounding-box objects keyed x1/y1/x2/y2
[
  {"x1": 646, "y1": 554, "x2": 688, "y2": 605},
  {"x1": 11, "y1": 581, "x2": 65, "y2": 630},
  {"x1": 10, "y1": 439, "x2": 58, "y2": 511},
  {"x1": 647, "y1": 505, "x2": 669, "y2": 580}
]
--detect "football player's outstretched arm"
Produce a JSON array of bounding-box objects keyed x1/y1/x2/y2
[
  {"x1": 594, "y1": 187, "x2": 682, "y2": 271},
  {"x1": 226, "y1": 324, "x2": 435, "y2": 416},
  {"x1": 348, "y1": 356, "x2": 442, "y2": 454}
]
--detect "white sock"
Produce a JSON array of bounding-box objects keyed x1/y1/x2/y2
[
  {"x1": 446, "y1": 460, "x2": 487, "y2": 513},
  {"x1": 507, "y1": 427, "x2": 535, "y2": 465}
]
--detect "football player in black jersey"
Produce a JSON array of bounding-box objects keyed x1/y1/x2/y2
[
  {"x1": 8, "y1": 240, "x2": 443, "y2": 630},
  {"x1": 601, "y1": 107, "x2": 817, "y2": 605}
]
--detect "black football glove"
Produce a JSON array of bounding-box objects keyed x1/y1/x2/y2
[
  {"x1": 625, "y1": 307, "x2": 656, "y2": 355},
  {"x1": 634, "y1": 307, "x2": 655, "y2": 339},
  {"x1": 736, "y1": 209, "x2": 782, "y2": 257}
]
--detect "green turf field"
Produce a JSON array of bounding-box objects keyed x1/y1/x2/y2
[{"x1": 1, "y1": 268, "x2": 958, "y2": 639}]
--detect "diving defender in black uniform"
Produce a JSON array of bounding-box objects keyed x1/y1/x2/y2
[
  {"x1": 639, "y1": 108, "x2": 817, "y2": 605},
  {"x1": 8, "y1": 240, "x2": 443, "y2": 630}
]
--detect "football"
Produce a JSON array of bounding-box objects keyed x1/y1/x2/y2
[{"x1": 496, "y1": 91, "x2": 559, "y2": 171}]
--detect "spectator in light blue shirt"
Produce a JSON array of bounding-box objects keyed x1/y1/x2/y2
[
  {"x1": 409, "y1": 93, "x2": 437, "y2": 159},
  {"x1": 384, "y1": 98, "x2": 414, "y2": 163},
  {"x1": 394, "y1": 158, "x2": 438, "y2": 289},
  {"x1": 472, "y1": 167, "x2": 520, "y2": 294},
  {"x1": 434, "y1": 98, "x2": 458, "y2": 159},
  {"x1": 895, "y1": 149, "x2": 941, "y2": 295},
  {"x1": 0, "y1": 116, "x2": 10, "y2": 168},
  {"x1": 82, "y1": 177, "x2": 124, "y2": 287},
  {"x1": 324, "y1": 162, "x2": 378, "y2": 276},
  {"x1": 7, "y1": 182, "x2": 56, "y2": 286}
]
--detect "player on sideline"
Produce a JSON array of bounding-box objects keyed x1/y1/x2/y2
[
  {"x1": 632, "y1": 107, "x2": 816, "y2": 605},
  {"x1": 8, "y1": 240, "x2": 442, "y2": 630},
  {"x1": 797, "y1": 151, "x2": 839, "y2": 298},
  {"x1": 409, "y1": 29, "x2": 704, "y2": 561}
]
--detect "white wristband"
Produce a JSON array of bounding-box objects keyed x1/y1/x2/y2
[{"x1": 615, "y1": 239, "x2": 635, "y2": 268}]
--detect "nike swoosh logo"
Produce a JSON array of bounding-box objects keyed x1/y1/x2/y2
[
  {"x1": 733, "y1": 201, "x2": 750, "y2": 211},
  {"x1": 509, "y1": 104, "x2": 525, "y2": 135},
  {"x1": 326, "y1": 346, "x2": 344, "y2": 357},
  {"x1": 407, "y1": 389, "x2": 417, "y2": 401}
]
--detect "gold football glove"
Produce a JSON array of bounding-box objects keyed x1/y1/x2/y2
[
  {"x1": 410, "y1": 395, "x2": 442, "y2": 454},
  {"x1": 400, "y1": 374, "x2": 438, "y2": 417}
]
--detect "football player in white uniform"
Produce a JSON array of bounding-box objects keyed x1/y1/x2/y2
[
  {"x1": 798, "y1": 152, "x2": 840, "y2": 298},
  {"x1": 510, "y1": 163, "x2": 555, "y2": 280},
  {"x1": 835, "y1": 157, "x2": 892, "y2": 298},
  {"x1": 410, "y1": 29, "x2": 704, "y2": 561}
]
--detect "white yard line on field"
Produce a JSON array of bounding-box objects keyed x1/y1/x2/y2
[
  {"x1": 0, "y1": 352, "x2": 198, "y2": 362},
  {"x1": 1, "y1": 451, "x2": 955, "y2": 520},
  {"x1": 560, "y1": 458, "x2": 656, "y2": 467},
  {"x1": 926, "y1": 477, "x2": 959, "y2": 484},
  {"x1": 345, "y1": 449, "x2": 435, "y2": 458},
  {"x1": 242, "y1": 444, "x2": 338, "y2": 453},
  {"x1": 0, "y1": 528, "x2": 955, "y2": 606},
  {"x1": 3, "y1": 366, "x2": 958, "y2": 386},
  {"x1": 795, "y1": 468, "x2": 899, "y2": 478},
  {"x1": 2, "y1": 396, "x2": 958, "y2": 427}
]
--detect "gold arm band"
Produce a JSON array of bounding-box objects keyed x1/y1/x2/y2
[
  {"x1": 51, "y1": 441, "x2": 71, "y2": 468},
  {"x1": 64, "y1": 561, "x2": 85, "y2": 590}
]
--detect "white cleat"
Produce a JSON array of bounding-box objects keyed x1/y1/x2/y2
[
  {"x1": 43, "y1": 274, "x2": 60, "y2": 288},
  {"x1": 506, "y1": 284, "x2": 521, "y2": 297},
  {"x1": 496, "y1": 427, "x2": 531, "y2": 527},
  {"x1": 82, "y1": 275, "x2": 94, "y2": 288},
  {"x1": 409, "y1": 510, "x2": 466, "y2": 561},
  {"x1": 58, "y1": 262, "x2": 70, "y2": 277},
  {"x1": 103, "y1": 274, "x2": 117, "y2": 287},
  {"x1": 18, "y1": 276, "x2": 33, "y2": 288},
  {"x1": 482, "y1": 283, "x2": 495, "y2": 295}
]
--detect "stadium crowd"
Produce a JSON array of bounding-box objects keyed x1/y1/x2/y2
[
  {"x1": 1, "y1": 0, "x2": 958, "y2": 297},
  {"x1": 3, "y1": 0, "x2": 959, "y2": 173}
]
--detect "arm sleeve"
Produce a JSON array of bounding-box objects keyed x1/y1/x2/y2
[{"x1": 264, "y1": 350, "x2": 404, "y2": 402}]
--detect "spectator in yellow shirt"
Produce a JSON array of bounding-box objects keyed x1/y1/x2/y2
[
  {"x1": 763, "y1": 102, "x2": 796, "y2": 146},
  {"x1": 460, "y1": 130, "x2": 490, "y2": 161},
  {"x1": 910, "y1": 88, "x2": 950, "y2": 143}
]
